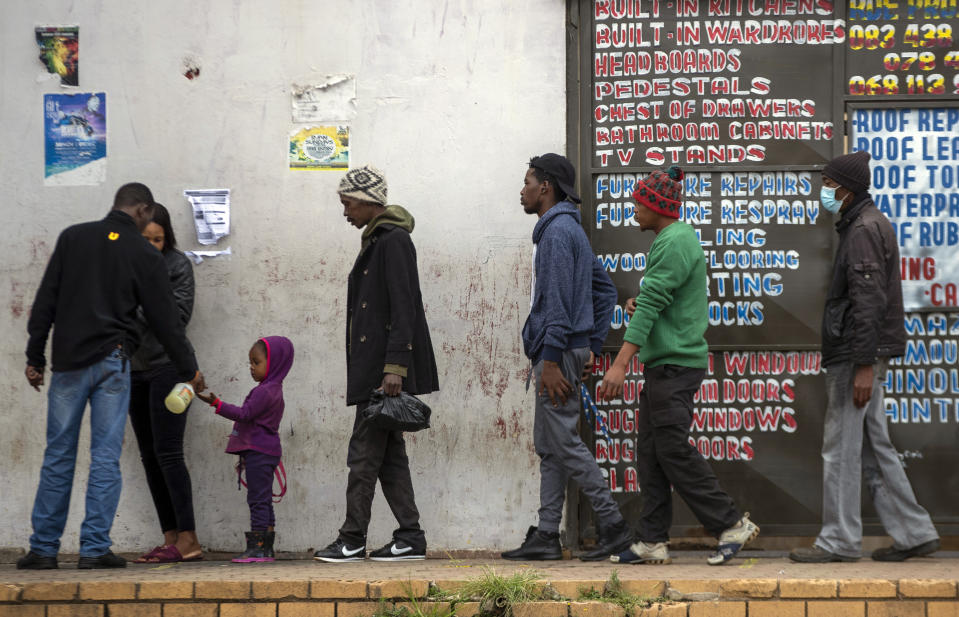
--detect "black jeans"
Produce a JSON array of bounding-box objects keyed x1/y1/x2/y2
[
  {"x1": 637, "y1": 364, "x2": 740, "y2": 542},
  {"x1": 338, "y1": 402, "x2": 425, "y2": 549},
  {"x1": 129, "y1": 365, "x2": 196, "y2": 532}
]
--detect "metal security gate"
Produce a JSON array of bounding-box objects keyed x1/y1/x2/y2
[{"x1": 565, "y1": 0, "x2": 959, "y2": 544}]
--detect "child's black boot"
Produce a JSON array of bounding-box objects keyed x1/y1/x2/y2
[
  {"x1": 232, "y1": 531, "x2": 275, "y2": 563},
  {"x1": 265, "y1": 531, "x2": 276, "y2": 560}
]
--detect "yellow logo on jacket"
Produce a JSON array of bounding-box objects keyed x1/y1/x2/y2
[{"x1": 108, "y1": 232, "x2": 119, "y2": 240}]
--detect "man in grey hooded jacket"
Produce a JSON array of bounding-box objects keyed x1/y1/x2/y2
[{"x1": 503, "y1": 153, "x2": 631, "y2": 562}]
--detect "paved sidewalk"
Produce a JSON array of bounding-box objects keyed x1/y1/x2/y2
[{"x1": 3, "y1": 552, "x2": 957, "y2": 584}]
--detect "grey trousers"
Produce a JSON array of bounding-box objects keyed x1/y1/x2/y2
[
  {"x1": 533, "y1": 347, "x2": 623, "y2": 534},
  {"x1": 815, "y1": 361, "x2": 939, "y2": 558}
]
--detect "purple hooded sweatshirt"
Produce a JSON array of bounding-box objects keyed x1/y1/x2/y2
[{"x1": 215, "y1": 336, "x2": 294, "y2": 457}]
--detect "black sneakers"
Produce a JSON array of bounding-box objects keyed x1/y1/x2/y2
[
  {"x1": 579, "y1": 520, "x2": 634, "y2": 562},
  {"x1": 872, "y1": 538, "x2": 940, "y2": 562},
  {"x1": 16, "y1": 551, "x2": 58, "y2": 570},
  {"x1": 313, "y1": 539, "x2": 366, "y2": 563},
  {"x1": 77, "y1": 551, "x2": 126, "y2": 569},
  {"x1": 369, "y1": 540, "x2": 426, "y2": 561},
  {"x1": 501, "y1": 526, "x2": 562, "y2": 561}
]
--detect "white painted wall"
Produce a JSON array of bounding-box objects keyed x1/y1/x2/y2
[{"x1": 0, "y1": 0, "x2": 568, "y2": 553}]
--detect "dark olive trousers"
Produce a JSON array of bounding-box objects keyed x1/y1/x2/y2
[{"x1": 337, "y1": 402, "x2": 425, "y2": 549}]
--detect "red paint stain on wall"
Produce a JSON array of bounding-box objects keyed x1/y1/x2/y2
[
  {"x1": 9, "y1": 281, "x2": 25, "y2": 318},
  {"x1": 494, "y1": 417, "x2": 507, "y2": 439}
]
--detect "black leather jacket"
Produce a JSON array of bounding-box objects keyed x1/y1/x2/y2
[
  {"x1": 821, "y1": 195, "x2": 905, "y2": 367},
  {"x1": 131, "y1": 249, "x2": 195, "y2": 372}
]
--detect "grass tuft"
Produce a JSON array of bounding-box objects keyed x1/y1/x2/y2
[
  {"x1": 576, "y1": 569, "x2": 667, "y2": 616},
  {"x1": 372, "y1": 582, "x2": 455, "y2": 617},
  {"x1": 452, "y1": 566, "x2": 546, "y2": 614}
]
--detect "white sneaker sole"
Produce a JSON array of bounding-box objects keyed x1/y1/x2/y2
[
  {"x1": 610, "y1": 555, "x2": 672, "y2": 564},
  {"x1": 610, "y1": 550, "x2": 672, "y2": 565},
  {"x1": 313, "y1": 555, "x2": 365, "y2": 563},
  {"x1": 369, "y1": 554, "x2": 426, "y2": 561}
]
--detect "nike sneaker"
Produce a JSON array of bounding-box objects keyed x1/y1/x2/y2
[
  {"x1": 369, "y1": 539, "x2": 426, "y2": 561},
  {"x1": 611, "y1": 541, "x2": 671, "y2": 564},
  {"x1": 313, "y1": 539, "x2": 366, "y2": 563},
  {"x1": 707, "y1": 513, "x2": 760, "y2": 565}
]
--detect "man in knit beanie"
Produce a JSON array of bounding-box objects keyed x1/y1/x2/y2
[
  {"x1": 337, "y1": 165, "x2": 388, "y2": 206},
  {"x1": 313, "y1": 165, "x2": 440, "y2": 563},
  {"x1": 790, "y1": 152, "x2": 940, "y2": 563},
  {"x1": 600, "y1": 166, "x2": 759, "y2": 566}
]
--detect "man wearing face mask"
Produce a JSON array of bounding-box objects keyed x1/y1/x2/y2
[{"x1": 789, "y1": 151, "x2": 940, "y2": 563}]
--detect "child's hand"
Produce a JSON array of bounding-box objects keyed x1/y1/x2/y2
[{"x1": 196, "y1": 390, "x2": 217, "y2": 405}]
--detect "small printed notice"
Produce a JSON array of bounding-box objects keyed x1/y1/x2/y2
[
  {"x1": 36, "y1": 26, "x2": 78, "y2": 86},
  {"x1": 289, "y1": 125, "x2": 349, "y2": 170},
  {"x1": 184, "y1": 188, "x2": 230, "y2": 245},
  {"x1": 43, "y1": 92, "x2": 106, "y2": 186}
]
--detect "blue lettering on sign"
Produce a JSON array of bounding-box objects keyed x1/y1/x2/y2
[
  {"x1": 917, "y1": 109, "x2": 959, "y2": 133},
  {"x1": 918, "y1": 222, "x2": 959, "y2": 247},
  {"x1": 855, "y1": 136, "x2": 914, "y2": 162}
]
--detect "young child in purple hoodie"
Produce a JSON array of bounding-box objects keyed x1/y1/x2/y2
[{"x1": 197, "y1": 336, "x2": 294, "y2": 563}]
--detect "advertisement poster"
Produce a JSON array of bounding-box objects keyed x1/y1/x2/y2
[
  {"x1": 850, "y1": 107, "x2": 959, "y2": 310},
  {"x1": 289, "y1": 125, "x2": 349, "y2": 170},
  {"x1": 36, "y1": 26, "x2": 78, "y2": 87},
  {"x1": 845, "y1": 5, "x2": 959, "y2": 98},
  {"x1": 43, "y1": 92, "x2": 106, "y2": 186}
]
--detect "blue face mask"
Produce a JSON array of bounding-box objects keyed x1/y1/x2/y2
[{"x1": 820, "y1": 185, "x2": 844, "y2": 213}]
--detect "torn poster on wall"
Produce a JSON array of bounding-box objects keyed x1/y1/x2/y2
[
  {"x1": 185, "y1": 247, "x2": 231, "y2": 264},
  {"x1": 43, "y1": 92, "x2": 106, "y2": 186},
  {"x1": 36, "y1": 26, "x2": 78, "y2": 86},
  {"x1": 291, "y1": 75, "x2": 356, "y2": 122},
  {"x1": 184, "y1": 189, "x2": 230, "y2": 245},
  {"x1": 289, "y1": 125, "x2": 349, "y2": 170}
]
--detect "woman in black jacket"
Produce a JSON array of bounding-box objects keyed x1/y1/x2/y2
[{"x1": 129, "y1": 204, "x2": 203, "y2": 563}]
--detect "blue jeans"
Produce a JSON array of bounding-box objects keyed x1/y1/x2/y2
[{"x1": 29, "y1": 349, "x2": 130, "y2": 557}]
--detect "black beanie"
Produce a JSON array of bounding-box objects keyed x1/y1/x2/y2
[{"x1": 823, "y1": 151, "x2": 872, "y2": 194}]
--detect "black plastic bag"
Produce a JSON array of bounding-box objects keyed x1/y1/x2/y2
[{"x1": 362, "y1": 390, "x2": 431, "y2": 432}]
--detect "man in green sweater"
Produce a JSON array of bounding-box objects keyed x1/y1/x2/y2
[{"x1": 598, "y1": 166, "x2": 758, "y2": 566}]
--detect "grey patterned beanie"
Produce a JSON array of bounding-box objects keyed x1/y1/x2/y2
[{"x1": 338, "y1": 165, "x2": 388, "y2": 206}]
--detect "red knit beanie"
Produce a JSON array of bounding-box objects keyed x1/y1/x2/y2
[{"x1": 631, "y1": 166, "x2": 684, "y2": 219}]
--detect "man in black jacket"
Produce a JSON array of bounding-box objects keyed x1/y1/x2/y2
[
  {"x1": 19, "y1": 183, "x2": 203, "y2": 570},
  {"x1": 314, "y1": 165, "x2": 439, "y2": 563},
  {"x1": 789, "y1": 152, "x2": 939, "y2": 563}
]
